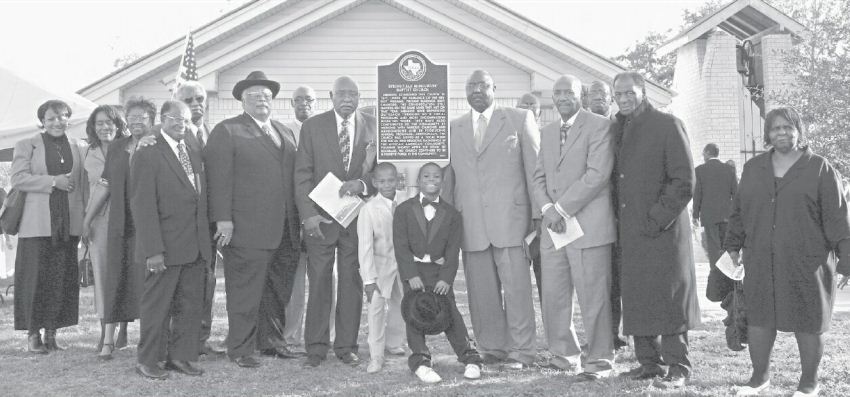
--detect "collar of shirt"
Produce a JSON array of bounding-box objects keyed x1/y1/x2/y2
[
  {"x1": 471, "y1": 103, "x2": 495, "y2": 131},
  {"x1": 560, "y1": 110, "x2": 579, "y2": 128},
  {"x1": 334, "y1": 110, "x2": 356, "y2": 132},
  {"x1": 159, "y1": 128, "x2": 184, "y2": 159},
  {"x1": 377, "y1": 193, "x2": 396, "y2": 210},
  {"x1": 248, "y1": 113, "x2": 272, "y2": 132}
]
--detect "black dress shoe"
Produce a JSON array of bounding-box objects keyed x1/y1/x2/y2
[
  {"x1": 232, "y1": 355, "x2": 261, "y2": 368},
  {"x1": 303, "y1": 354, "x2": 323, "y2": 368},
  {"x1": 43, "y1": 330, "x2": 65, "y2": 351},
  {"x1": 27, "y1": 333, "x2": 48, "y2": 355},
  {"x1": 624, "y1": 365, "x2": 666, "y2": 380},
  {"x1": 137, "y1": 364, "x2": 170, "y2": 380},
  {"x1": 199, "y1": 342, "x2": 226, "y2": 356},
  {"x1": 165, "y1": 360, "x2": 204, "y2": 376},
  {"x1": 260, "y1": 346, "x2": 300, "y2": 359},
  {"x1": 653, "y1": 373, "x2": 686, "y2": 389},
  {"x1": 337, "y1": 352, "x2": 360, "y2": 366},
  {"x1": 614, "y1": 337, "x2": 629, "y2": 350}
]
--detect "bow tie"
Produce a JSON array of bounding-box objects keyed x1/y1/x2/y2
[{"x1": 421, "y1": 198, "x2": 438, "y2": 208}]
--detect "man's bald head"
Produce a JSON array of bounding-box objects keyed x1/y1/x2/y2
[
  {"x1": 330, "y1": 76, "x2": 360, "y2": 118},
  {"x1": 291, "y1": 85, "x2": 316, "y2": 122},
  {"x1": 465, "y1": 70, "x2": 496, "y2": 113},
  {"x1": 516, "y1": 93, "x2": 541, "y2": 121}
]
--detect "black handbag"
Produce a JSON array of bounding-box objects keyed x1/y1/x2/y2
[
  {"x1": 79, "y1": 244, "x2": 94, "y2": 288},
  {"x1": 0, "y1": 188, "x2": 26, "y2": 235}
]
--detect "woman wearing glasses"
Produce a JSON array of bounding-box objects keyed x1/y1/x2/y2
[
  {"x1": 11, "y1": 100, "x2": 86, "y2": 354},
  {"x1": 81, "y1": 105, "x2": 131, "y2": 360},
  {"x1": 84, "y1": 97, "x2": 157, "y2": 358}
]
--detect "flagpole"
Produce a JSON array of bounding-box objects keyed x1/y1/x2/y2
[{"x1": 171, "y1": 28, "x2": 192, "y2": 98}]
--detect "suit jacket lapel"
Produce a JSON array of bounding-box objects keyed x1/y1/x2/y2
[
  {"x1": 156, "y1": 135, "x2": 195, "y2": 193},
  {"x1": 559, "y1": 111, "x2": 586, "y2": 165},
  {"x1": 240, "y1": 113, "x2": 282, "y2": 160},
  {"x1": 458, "y1": 113, "x2": 475, "y2": 153},
  {"x1": 320, "y1": 111, "x2": 346, "y2": 173},
  {"x1": 478, "y1": 107, "x2": 506, "y2": 155},
  {"x1": 775, "y1": 148, "x2": 812, "y2": 192},
  {"x1": 412, "y1": 204, "x2": 428, "y2": 242},
  {"x1": 427, "y1": 204, "x2": 446, "y2": 244},
  {"x1": 348, "y1": 112, "x2": 368, "y2": 178}
]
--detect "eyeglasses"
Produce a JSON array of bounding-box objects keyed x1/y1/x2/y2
[
  {"x1": 95, "y1": 120, "x2": 115, "y2": 128},
  {"x1": 164, "y1": 114, "x2": 190, "y2": 124},
  {"x1": 127, "y1": 115, "x2": 151, "y2": 122},
  {"x1": 245, "y1": 92, "x2": 273, "y2": 101}
]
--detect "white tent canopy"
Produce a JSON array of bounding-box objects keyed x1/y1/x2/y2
[{"x1": 0, "y1": 66, "x2": 96, "y2": 157}]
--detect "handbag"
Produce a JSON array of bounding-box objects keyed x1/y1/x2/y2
[
  {"x1": 79, "y1": 244, "x2": 95, "y2": 288},
  {"x1": 0, "y1": 188, "x2": 26, "y2": 235}
]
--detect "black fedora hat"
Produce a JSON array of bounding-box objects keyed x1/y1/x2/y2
[
  {"x1": 232, "y1": 70, "x2": 280, "y2": 101},
  {"x1": 401, "y1": 289, "x2": 453, "y2": 335}
]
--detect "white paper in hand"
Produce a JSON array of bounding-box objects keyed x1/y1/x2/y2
[
  {"x1": 308, "y1": 172, "x2": 365, "y2": 228},
  {"x1": 716, "y1": 253, "x2": 745, "y2": 281},
  {"x1": 547, "y1": 216, "x2": 584, "y2": 250}
]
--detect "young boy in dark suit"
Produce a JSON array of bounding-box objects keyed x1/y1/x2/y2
[{"x1": 393, "y1": 162, "x2": 482, "y2": 383}]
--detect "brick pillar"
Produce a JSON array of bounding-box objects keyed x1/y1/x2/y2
[
  {"x1": 760, "y1": 34, "x2": 795, "y2": 112},
  {"x1": 671, "y1": 30, "x2": 744, "y2": 169}
]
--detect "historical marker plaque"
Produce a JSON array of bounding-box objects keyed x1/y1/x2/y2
[{"x1": 377, "y1": 50, "x2": 449, "y2": 162}]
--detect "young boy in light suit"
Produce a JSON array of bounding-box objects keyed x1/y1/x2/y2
[
  {"x1": 393, "y1": 162, "x2": 482, "y2": 383},
  {"x1": 358, "y1": 162, "x2": 407, "y2": 373}
]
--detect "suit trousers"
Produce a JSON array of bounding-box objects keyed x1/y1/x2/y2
[
  {"x1": 304, "y1": 223, "x2": 363, "y2": 357},
  {"x1": 462, "y1": 245, "x2": 536, "y2": 364},
  {"x1": 367, "y1": 277, "x2": 404, "y2": 361},
  {"x1": 634, "y1": 332, "x2": 691, "y2": 378},
  {"x1": 257, "y1": 227, "x2": 300, "y2": 351},
  {"x1": 405, "y1": 263, "x2": 481, "y2": 372},
  {"x1": 199, "y1": 223, "x2": 218, "y2": 345},
  {"x1": 137, "y1": 259, "x2": 204, "y2": 367},
  {"x1": 704, "y1": 222, "x2": 733, "y2": 302},
  {"x1": 541, "y1": 239, "x2": 614, "y2": 373},
  {"x1": 611, "y1": 243, "x2": 623, "y2": 337},
  {"x1": 284, "y1": 254, "x2": 338, "y2": 345}
]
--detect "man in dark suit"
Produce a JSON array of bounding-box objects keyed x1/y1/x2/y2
[
  {"x1": 205, "y1": 71, "x2": 301, "y2": 368},
  {"x1": 693, "y1": 143, "x2": 737, "y2": 301},
  {"x1": 295, "y1": 76, "x2": 376, "y2": 368},
  {"x1": 176, "y1": 81, "x2": 223, "y2": 356},
  {"x1": 131, "y1": 100, "x2": 211, "y2": 379}
]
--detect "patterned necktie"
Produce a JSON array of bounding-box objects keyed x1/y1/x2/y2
[
  {"x1": 195, "y1": 124, "x2": 205, "y2": 148},
  {"x1": 262, "y1": 124, "x2": 281, "y2": 148},
  {"x1": 340, "y1": 117, "x2": 351, "y2": 172},
  {"x1": 560, "y1": 123, "x2": 571, "y2": 153},
  {"x1": 475, "y1": 114, "x2": 487, "y2": 152},
  {"x1": 177, "y1": 141, "x2": 196, "y2": 191}
]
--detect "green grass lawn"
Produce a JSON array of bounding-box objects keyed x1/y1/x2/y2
[{"x1": 1, "y1": 270, "x2": 848, "y2": 396}]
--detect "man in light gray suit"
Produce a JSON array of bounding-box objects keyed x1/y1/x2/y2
[
  {"x1": 449, "y1": 70, "x2": 540, "y2": 369},
  {"x1": 532, "y1": 75, "x2": 616, "y2": 379}
]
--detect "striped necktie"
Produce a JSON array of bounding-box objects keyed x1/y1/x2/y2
[
  {"x1": 340, "y1": 117, "x2": 351, "y2": 172},
  {"x1": 177, "y1": 141, "x2": 196, "y2": 191}
]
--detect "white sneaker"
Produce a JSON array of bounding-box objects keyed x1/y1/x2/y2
[
  {"x1": 463, "y1": 363, "x2": 481, "y2": 380},
  {"x1": 735, "y1": 380, "x2": 770, "y2": 396},
  {"x1": 792, "y1": 385, "x2": 820, "y2": 397},
  {"x1": 415, "y1": 365, "x2": 442, "y2": 384},
  {"x1": 366, "y1": 359, "x2": 383, "y2": 374}
]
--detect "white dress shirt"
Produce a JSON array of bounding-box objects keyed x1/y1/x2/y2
[
  {"x1": 471, "y1": 102, "x2": 495, "y2": 132},
  {"x1": 415, "y1": 193, "x2": 444, "y2": 264}
]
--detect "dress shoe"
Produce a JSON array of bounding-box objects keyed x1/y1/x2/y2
[
  {"x1": 199, "y1": 342, "x2": 226, "y2": 356},
  {"x1": 231, "y1": 355, "x2": 261, "y2": 368},
  {"x1": 415, "y1": 365, "x2": 442, "y2": 383},
  {"x1": 261, "y1": 346, "x2": 300, "y2": 359},
  {"x1": 338, "y1": 352, "x2": 360, "y2": 366},
  {"x1": 98, "y1": 343, "x2": 114, "y2": 361},
  {"x1": 614, "y1": 337, "x2": 629, "y2": 350},
  {"x1": 624, "y1": 365, "x2": 666, "y2": 380},
  {"x1": 792, "y1": 385, "x2": 820, "y2": 397},
  {"x1": 366, "y1": 359, "x2": 383, "y2": 374},
  {"x1": 27, "y1": 333, "x2": 48, "y2": 355},
  {"x1": 577, "y1": 370, "x2": 612, "y2": 382},
  {"x1": 385, "y1": 346, "x2": 406, "y2": 356},
  {"x1": 286, "y1": 343, "x2": 307, "y2": 355},
  {"x1": 165, "y1": 360, "x2": 204, "y2": 376},
  {"x1": 303, "y1": 354, "x2": 323, "y2": 368},
  {"x1": 463, "y1": 363, "x2": 481, "y2": 380},
  {"x1": 503, "y1": 358, "x2": 531, "y2": 370},
  {"x1": 136, "y1": 364, "x2": 170, "y2": 380},
  {"x1": 735, "y1": 380, "x2": 770, "y2": 396},
  {"x1": 43, "y1": 330, "x2": 65, "y2": 351},
  {"x1": 480, "y1": 353, "x2": 505, "y2": 365},
  {"x1": 653, "y1": 374, "x2": 687, "y2": 389}
]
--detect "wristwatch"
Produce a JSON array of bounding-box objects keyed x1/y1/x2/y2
[{"x1": 51, "y1": 177, "x2": 56, "y2": 188}]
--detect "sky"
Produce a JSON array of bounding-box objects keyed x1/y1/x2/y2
[{"x1": 0, "y1": 0, "x2": 708, "y2": 95}]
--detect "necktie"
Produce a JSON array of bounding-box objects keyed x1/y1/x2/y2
[
  {"x1": 421, "y1": 198, "x2": 437, "y2": 221},
  {"x1": 475, "y1": 114, "x2": 487, "y2": 152},
  {"x1": 340, "y1": 117, "x2": 351, "y2": 172},
  {"x1": 195, "y1": 124, "x2": 205, "y2": 148},
  {"x1": 177, "y1": 141, "x2": 196, "y2": 191},
  {"x1": 560, "y1": 123, "x2": 571, "y2": 153},
  {"x1": 262, "y1": 124, "x2": 281, "y2": 148}
]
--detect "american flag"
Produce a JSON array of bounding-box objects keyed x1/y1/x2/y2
[{"x1": 171, "y1": 30, "x2": 197, "y2": 94}]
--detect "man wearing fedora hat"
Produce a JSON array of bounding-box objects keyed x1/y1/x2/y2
[{"x1": 205, "y1": 71, "x2": 301, "y2": 368}]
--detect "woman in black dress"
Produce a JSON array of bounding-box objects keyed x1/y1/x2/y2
[
  {"x1": 726, "y1": 107, "x2": 850, "y2": 396},
  {"x1": 11, "y1": 99, "x2": 86, "y2": 354}
]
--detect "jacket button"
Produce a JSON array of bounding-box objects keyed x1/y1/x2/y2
[
  {"x1": 620, "y1": 174, "x2": 624, "y2": 178},
  {"x1": 621, "y1": 203, "x2": 626, "y2": 208}
]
